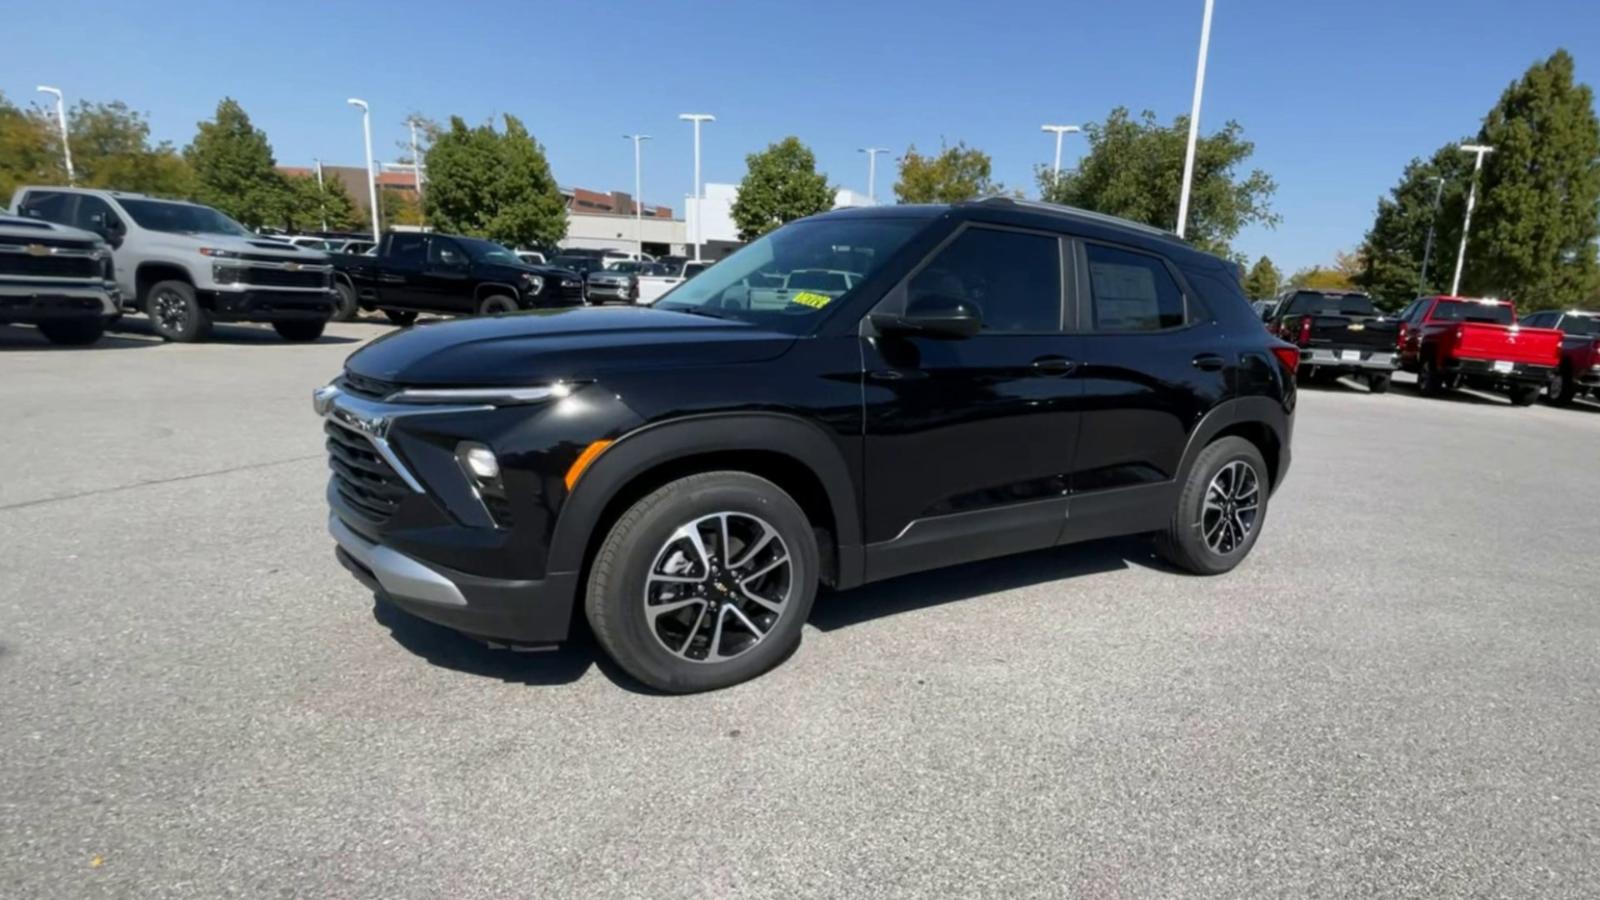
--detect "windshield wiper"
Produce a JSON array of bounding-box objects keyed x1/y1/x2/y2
[{"x1": 661, "y1": 306, "x2": 730, "y2": 320}]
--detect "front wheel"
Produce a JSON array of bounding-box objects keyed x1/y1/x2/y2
[
  {"x1": 1155, "y1": 436, "x2": 1269, "y2": 576},
  {"x1": 383, "y1": 309, "x2": 418, "y2": 327},
  {"x1": 1507, "y1": 383, "x2": 1540, "y2": 406},
  {"x1": 146, "y1": 280, "x2": 212, "y2": 342},
  {"x1": 273, "y1": 319, "x2": 326, "y2": 342},
  {"x1": 1366, "y1": 372, "x2": 1391, "y2": 394},
  {"x1": 1418, "y1": 357, "x2": 1446, "y2": 396},
  {"x1": 330, "y1": 281, "x2": 359, "y2": 322},
  {"x1": 37, "y1": 318, "x2": 106, "y2": 346},
  {"x1": 585, "y1": 471, "x2": 819, "y2": 693},
  {"x1": 476, "y1": 294, "x2": 519, "y2": 316}
]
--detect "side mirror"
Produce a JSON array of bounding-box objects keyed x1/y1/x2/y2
[
  {"x1": 871, "y1": 294, "x2": 982, "y2": 339},
  {"x1": 1260, "y1": 308, "x2": 1273, "y2": 323},
  {"x1": 90, "y1": 213, "x2": 125, "y2": 248}
]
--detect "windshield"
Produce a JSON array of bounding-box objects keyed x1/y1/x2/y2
[
  {"x1": 607, "y1": 261, "x2": 645, "y2": 273},
  {"x1": 1285, "y1": 292, "x2": 1378, "y2": 317},
  {"x1": 118, "y1": 199, "x2": 252, "y2": 237},
  {"x1": 456, "y1": 237, "x2": 522, "y2": 266},
  {"x1": 656, "y1": 218, "x2": 919, "y2": 333},
  {"x1": 1432, "y1": 300, "x2": 1514, "y2": 325}
]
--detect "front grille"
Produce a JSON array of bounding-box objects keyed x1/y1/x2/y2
[
  {"x1": 242, "y1": 267, "x2": 329, "y2": 289},
  {"x1": 325, "y1": 421, "x2": 409, "y2": 523},
  {"x1": 339, "y1": 371, "x2": 399, "y2": 400},
  {"x1": 0, "y1": 254, "x2": 98, "y2": 279}
]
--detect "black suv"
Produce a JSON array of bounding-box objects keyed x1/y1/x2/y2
[{"x1": 315, "y1": 199, "x2": 1298, "y2": 692}]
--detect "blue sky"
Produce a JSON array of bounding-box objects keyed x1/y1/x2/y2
[{"x1": 4, "y1": 0, "x2": 1597, "y2": 272}]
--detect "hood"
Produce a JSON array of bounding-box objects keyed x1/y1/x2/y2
[
  {"x1": 152, "y1": 231, "x2": 331, "y2": 261},
  {"x1": 346, "y1": 306, "x2": 796, "y2": 386}
]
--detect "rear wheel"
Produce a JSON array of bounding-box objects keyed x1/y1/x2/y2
[
  {"x1": 37, "y1": 318, "x2": 106, "y2": 346},
  {"x1": 330, "y1": 280, "x2": 359, "y2": 322},
  {"x1": 383, "y1": 309, "x2": 418, "y2": 327},
  {"x1": 1507, "y1": 383, "x2": 1540, "y2": 406},
  {"x1": 476, "y1": 294, "x2": 519, "y2": 316},
  {"x1": 1418, "y1": 357, "x2": 1446, "y2": 396},
  {"x1": 1155, "y1": 436, "x2": 1268, "y2": 576},
  {"x1": 146, "y1": 280, "x2": 211, "y2": 343},
  {"x1": 272, "y1": 319, "x2": 326, "y2": 342},
  {"x1": 1366, "y1": 372, "x2": 1391, "y2": 394},
  {"x1": 1545, "y1": 369, "x2": 1576, "y2": 405},
  {"x1": 585, "y1": 471, "x2": 819, "y2": 693}
]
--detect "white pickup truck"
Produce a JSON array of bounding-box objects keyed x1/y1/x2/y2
[{"x1": 635, "y1": 259, "x2": 712, "y2": 305}]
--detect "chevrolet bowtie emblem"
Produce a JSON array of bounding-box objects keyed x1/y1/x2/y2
[
  {"x1": 284, "y1": 262, "x2": 301, "y2": 271},
  {"x1": 25, "y1": 243, "x2": 50, "y2": 256}
]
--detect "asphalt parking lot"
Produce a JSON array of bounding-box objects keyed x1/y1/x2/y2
[{"x1": 3, "y1": 317, "x2": 1599, "y2": 899}]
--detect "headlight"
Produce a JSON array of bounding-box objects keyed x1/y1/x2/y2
[
  {"x1": 213, "y1": 264, "x2": 243, "y2": 285},
  {"x1": 199, "y1": 247, "x2": 241, "y2": 258},
  {"x1": 520, "y1": 273, "x2": 544, "y2": 294}
]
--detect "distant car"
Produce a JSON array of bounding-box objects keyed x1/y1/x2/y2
[
  {"x1": 637, "y1": 259, "x2": 713, "y2": 305},
  {"x1": 0, "y1": 214, "x2": 119, "y2": 345},
  {"x1": 516, "y1": 251, "x2": 547, "y2": 266},
  {"x1": 1251, "y1": 299, "x2": 1276, "y2": 320},
  {"x1": 1515, "y1": 309, "x2": 1600, "y2": 404},
  {"x1": 585, "y1": 267, "x2": 638, "y2": 304}
]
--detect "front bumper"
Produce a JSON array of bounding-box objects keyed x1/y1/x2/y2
[
  {"x1": 585, "y1": 282, "x2": 632, "y2": 302},
  {"x1": 1449, "y1": 357, "x2": 1555, "y2": 386},
  {"x1": 330, "y1": 513, "x2": 578, "y2": 645},
  {"x1": 0, "y1": 282, "x2": 119, "y2": 321},
  {"x1": 1300, "y1": 347, "x2": 1397, "y2": 371},
  {"x1": 205, "y1": 287, "x2": 336, "y2": 322}
]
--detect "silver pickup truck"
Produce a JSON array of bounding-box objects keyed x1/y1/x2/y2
[
  {"x1": 0, "y1": 214, "x2": 119, "y2": 345},
  {"x1": 10, "y1": 187, "x2": 336, "y2": 343}
]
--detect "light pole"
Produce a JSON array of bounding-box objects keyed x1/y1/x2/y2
[
  {"x1": 1039, "y1": 125, "x2": 1081, "y2": 180},
  {"x1": 1451, "y1": 144, "x2": 1494, "y2": 296},
  {"x1": 408, "y1": 118, "x2": 424, "y2": 196},
  {"x1": 858, "y1": 148, "x2": 889, "y2": 205},
  {"x1": 348, "y1": 98, "x2": 381, "y2": 243},
  {"x1": 1175, "y1": 0, "x2": 1215, "y2": 238},
  {"x1": 313, "y1": 158, "x2": 328, "y2": 231},
  {"x1": 36, "y1": 85, "x2": 74, "y2": 184},
  {"x1": 679, "y1": 114, "x2": 714, "y2": 262},
  {"x1": 1416, "y1": 175, "x2": 1445, "y2": 295},
  {"x1": 624, "y1": 134, "x2": 651, "y2": 260}
]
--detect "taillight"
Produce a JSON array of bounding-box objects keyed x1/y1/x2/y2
[
  {"x1": 1297, "y1": 316, "x2": 1312, "y2": 347},
  {"x1": 1397, "y1": 323, "x2": 1408, "y2": 348},
  {"x1": 1271, "y1": 344, "x2": 1300, "y2": 375}
]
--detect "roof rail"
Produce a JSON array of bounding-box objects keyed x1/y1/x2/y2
[{"x1": 969, "y1": 196, "x2": 1181, "y2": 240}]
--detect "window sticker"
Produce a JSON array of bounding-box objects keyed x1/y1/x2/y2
[{"x1": 790, "y1": 291, "x2": 834, "y2": 309}]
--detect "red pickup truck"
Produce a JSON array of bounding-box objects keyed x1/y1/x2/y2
[
  {"x1": 1395, "y1": 296, "x2": 1562, "y2": 405},
  {"x1": 1515, "y1": 309, "x2": 1600, "y2": 404}
]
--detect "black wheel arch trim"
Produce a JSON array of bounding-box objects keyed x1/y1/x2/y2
[
  {"x1": 1173, "y1": 396, "x2": 1291, "y2": 494},
  {"x1": 546, "y1": 411, "x2": 864, "y2": 587},
  {"x1": 474, "y1": 283, "x2": 520, "y2": 304}
]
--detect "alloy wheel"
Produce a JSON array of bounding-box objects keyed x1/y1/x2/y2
[
  {"x1": 643, "y1": 512, "x2": 792, "y2": 663},
  {"x1": 1202, "y1": 460, "x2": 1260, "y2": 555},
  {"x1": 153, "y1": 289, "x2": 188, "y2": 333}
]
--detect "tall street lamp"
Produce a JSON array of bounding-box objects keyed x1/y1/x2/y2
[
  {"x1": 624, "y1": 134, "x2": 651, "y2": 260},
  {"x1": 1039, "y1": 125, "x2": 1081, "y2": 180},
  {"x1": 36, "y1": 85, "x2": 74, "y2": 184},
  {"x1": 679, "y1": 114, "x2": 714, "y2": 262},
  {"x1": 858, "y1": 148, "x2": 889, "y2": 205},
  {"x1": 1451, "y1": 144, "x2": 1494, "y2": 296},
  {"x1": 313, "y1": 157, "x2": 328, "y2": 231},
  {"x1": 1175, "y1": 0, "x2": 1215, "y2": 239},
  {"x1": 1416, "y1": 175, "x2": 1445, "y2": 295},
  {"x1": 348, "y1": 99, "x2": 381, "y2": 243}
]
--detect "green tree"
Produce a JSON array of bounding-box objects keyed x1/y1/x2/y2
[
  {"x1": 1468, "y1": 49, "x2": 1600, "y2": 308},
  {"x1": 380, "y1": 187, "x2": 424, "y2": 228},
  {"x1": 1242, "y1": 256, "x2": 1282, "y2": 299},
  {"x1": 1354, "y1": 144, "x2": 1475, "y2": 309},
  {"x1": 0, "y1": 92, "x2": 62, "y2": 207},
  {"x1": 423, "y1": 114, "x2": 565, "y2": 247},
  {"x1": 317, "y1": 173, "x2": 361, "y2": 231},
  {"x1": 1288, "y1": 254, "x2": 1360, "y2": 291},
  {"x1": 1038, "y1": 107, "x2": 1278, "y2": 256},
  {"x1": 67, "y1": 100, "x2": 193, "y2": 197},
  {"x1": 893, "y1": 141, "x2": 1002, "y2": 203},
  {"x1": 184, "y1": 98, "x2": 287, "y2": 228},
  {"x1": 276, "y1": 173, "x2": 361, "y2": 233},
  {"x1": 730, "y1": 136, "x2": 833, "y2": 240}
]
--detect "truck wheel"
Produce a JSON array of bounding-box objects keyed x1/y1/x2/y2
[
  {"x1": 1155, "y1": 436, "x2": 1269, "y2": 576},
  {"x1": 37, "y1": 318, "x2": 107, "y2": 346},
  {"x1": 331, "y1": 281, "x2": 359, "y2": 322},
  {"x1": 272, "y1": 320, "x2": 326, "y2": 342},
  {"x1": 1418, "y1": 357, "x2": 1446, "y2": 396},
  {"x1": 476, "y1": 294, "x2": 518, "y2": 316},
  {"x1": 383, "y1": 310, "x2": 418, "y2": 327},
  {"x1": 1366, "y1": 372, "x2": 1391, "y2": 394},
  {"x1": 146, "y1": 280, "x2": 212, "y2": 343},
  {"x1": 1508, "y1": 383, "x2": 1540, "y2": 406},
  {"x1": 585, "y1": 471, "x2": 819, "y2": 693},
  {"x1": 1546, "y1": 369, "x2": 1576, "y2": 405}
]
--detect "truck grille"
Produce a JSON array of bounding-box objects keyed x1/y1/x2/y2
[
  {"x1": 1, "y1": 254, "x2": 99, "y2": 279},
  {"x1": 325, "y1": 421, "x2": 409, "y2": 523},
  {"x1": 243, "y1": 267, "x2": 330, "y2": 289},
  {"x1": 338, "y1": 371, "x2": 400, "y2": 400}
]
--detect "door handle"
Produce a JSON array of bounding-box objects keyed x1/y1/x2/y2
[
  {"x1": 1192, "y1": 353, "x2": 1226, "y2": 372},
  {"x1": 1029, "y1": 356, "x2": 1077, "y2": 376}
]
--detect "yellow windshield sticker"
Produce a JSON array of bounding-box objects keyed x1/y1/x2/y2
[{"x1": 791, "y1": 291, "x2": 833, "y2": 309}]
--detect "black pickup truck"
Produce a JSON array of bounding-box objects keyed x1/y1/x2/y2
[
  {"x1": 1265, "y1": 289, "x2": 1400, "y2": 392},
  {"x1": 329, "y1": 232, "x2": 585, "y2": 324}
]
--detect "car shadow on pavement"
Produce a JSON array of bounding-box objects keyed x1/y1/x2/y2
[
  {"x1": 371, "y1": 536, "x2": 1166, "y2": 693},
  {"x1": 0, "y1": 323, "x2": 161, "y2": 351},
  {"x1": 1293, "y1": 374, "x2": 1376, "y2": 394},
  {"x1": 1387, "y1": 377, "x2": 1509, "y2": 406},
  {"x1": 109, "y1": 318, "x2": 361, "y2": 345}
]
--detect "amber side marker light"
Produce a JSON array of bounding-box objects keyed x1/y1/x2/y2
[{"x1": 565, "y1": 440, "x2": 614, "y2": 491}]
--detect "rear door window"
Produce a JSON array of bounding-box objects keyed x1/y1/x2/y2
[
  {"x1": 387, "y1": 233, "x2": 428, "y2": 267},
  {"x1": 1084, "y1": 243, "x2": 1186, "y2": 332}
]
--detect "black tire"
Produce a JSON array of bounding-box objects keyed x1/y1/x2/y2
[
  {"x1": 1367, "y1": 372, "x2": 1391, "y2": 394},
  {"x1": 330, "y1": 280, "x2": 359, "y2": 322},
  {"x1": 145, "y1": 280, "x2": 211, "y2": 343},
  {"x1": 1154, "y1": 436, "x2": 1269, "y2": 576},
  {"x1": 37, "y1": 318, "x2": 106, "y2": 346},
  {"x1": 585, "y1": 471, "x2": 819, "y2": 693},
  {"x1": 476, "y1": 294, "x2": 519, "y2": 316},
  {"x1": 1546, "y1": 369, "x2": 1576, "y2": 405},
  {"x1": 1507, "y1": 383, "x2": 1540, "y2": 406},
  {"x1": 1418, "y1": 356, "x2": 1446, "y2": 396},
  {"x1": 383, "y1": 309, "x2": 418, "y2": 327},
  {"x1": 273, "y1": 319, "x2": 326, "y2": 342}
]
